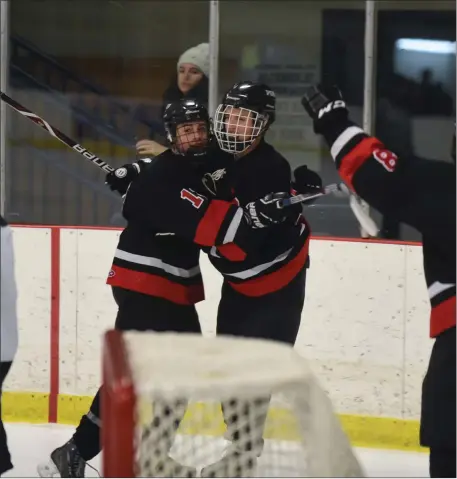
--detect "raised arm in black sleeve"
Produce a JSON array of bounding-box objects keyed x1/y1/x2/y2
[{"x1": 299, "y1": 85, "x2": 456, "y2": 248}]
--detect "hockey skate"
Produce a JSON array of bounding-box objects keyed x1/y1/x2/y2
[
  {"x1": 200, "y1": 443, "x2": 258, "y2": 478},
  {"x1": 37, "y1": 439, "x2": 86, "y2": 478}
]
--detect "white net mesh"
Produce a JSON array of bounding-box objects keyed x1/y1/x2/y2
[{"x1": 116, "y1": 332, "x2": 364, "y2": 478}]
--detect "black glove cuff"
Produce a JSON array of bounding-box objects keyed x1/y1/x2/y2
[{"x1": 320, "y1": 116, "x2": 356, "y2": 148}]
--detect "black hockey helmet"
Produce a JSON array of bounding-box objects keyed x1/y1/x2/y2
[
  {"x1": 214, "y1": 81, "x2": 276, "y2": 154},
  {"x1": 163, "y1": 98, "x2": 211, "y2": 160}
]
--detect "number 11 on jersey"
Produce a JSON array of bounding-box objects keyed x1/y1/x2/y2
[{"x1": 180, "y1": 188, "x2": 204, "y2": 209}]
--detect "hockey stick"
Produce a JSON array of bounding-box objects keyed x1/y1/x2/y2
[
  {"x1": 0, "y1": 91, "x2": 114, "y2": 174},
  {"x1": 281, "y1": 184, "x2": 340, "y2": 206},
  {"x1": 281, "y1": 183, "x2": 379, "y2": 237}
]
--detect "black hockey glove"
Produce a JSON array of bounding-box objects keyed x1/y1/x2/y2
[
  {"x1": 301, "y1": 85, "x2": 349, "y2": 135},
  {"x1": 105, "y1": 158, "x2": 152, "y2": 196},
  {"x1": 292, "y1": 165, "x2": 323, "y2": 196},
  {"x1": 245, "y1": 193, "x2": 301, "y2": 229}
]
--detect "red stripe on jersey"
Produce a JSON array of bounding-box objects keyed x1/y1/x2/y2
[
  {"x1": 338, "y1": 137, "x2": 382, "y2": 190},
  {"x1": 430, "y1": 295, "x2": 456, "y2": 338},
  {"x1": 106, "y1": 265, "x2": 204, "y2": 305},
  {"x1": 194, "y1": 200, "x2": 234, "y2": 246},
  {"x1": 228, "y1": 238, "x2": 310, "y2": 296},
  {"x1": 217, "y1": 243, "x2": 247, "y2": 261}
]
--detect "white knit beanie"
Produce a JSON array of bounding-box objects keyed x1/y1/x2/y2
[{"x1": 177, "y1": 43, "x2": 210, "y2": 78}]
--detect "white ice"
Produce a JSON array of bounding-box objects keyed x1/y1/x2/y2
[{"x1": 3, "y1": 423, "x2": 429, "y2": 477}]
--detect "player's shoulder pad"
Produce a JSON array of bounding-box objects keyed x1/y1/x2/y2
[
  {"x1": 262, "y1": 141, "x2": 289, "y2": 162},
  {"x1": 138, "y1": 153, "x2": 168, "y2": 178},
  {"x1": 206, "y1": 147, "x2": 234, "y2": 172},
  {"x1": 260, "y1": 142, "x2": 292, "y2": 175},
  {"x1": 128, "y1": 153, "x2": 179, "y2": 196}
]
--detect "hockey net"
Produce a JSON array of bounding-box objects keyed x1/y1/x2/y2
[{"x1": 102, "y1": 330, "x2": 364, "y2": 478}]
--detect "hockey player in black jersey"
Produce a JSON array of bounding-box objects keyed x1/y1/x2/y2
[
  {"x1": 37, "y1": 99, "x2": 296, "y2": 478},
  {"x1": 296, "y1": 84, "x2": 456, "y2": 478},
  {"x1": 196, "y1": 81, "x2": 315, "y2": 477},
  {"x1": 209, "y1": 82, "x2": 311, "y2": 302}
]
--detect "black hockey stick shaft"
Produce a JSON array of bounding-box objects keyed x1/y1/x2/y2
[
  {"x1": 280, "y1": 184, "x2": 337, "y2": 207},
  {"x1": 0, "y1": 91, "x2": 114, "y2": 174}
]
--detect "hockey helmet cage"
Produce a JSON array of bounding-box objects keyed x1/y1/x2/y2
[
  {"x1": 163, "y1": 99, "x2": 211, "y2": 158},
  {"x1": 214, "y1": 81, "x2": 276, "y2": 154}
]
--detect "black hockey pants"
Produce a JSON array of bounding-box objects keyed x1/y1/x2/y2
[{"x1": 73, "y1": 287, "x2": 201, "y2": 461}]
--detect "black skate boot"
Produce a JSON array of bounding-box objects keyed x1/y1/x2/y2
[{"x1": 37, "y1": 439, "x2": 86, "y2": 478}]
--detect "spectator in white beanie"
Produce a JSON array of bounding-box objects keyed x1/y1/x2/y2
[
  {"x1": 176, "y1": 42, "x2": 209, "y2": 93},
  {"x1": 136, "y1": 43, "x2": 210, "y2": 157}
]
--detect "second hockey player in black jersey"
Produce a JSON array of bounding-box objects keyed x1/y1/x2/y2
[
  {"x1": 296, "y1": 84, "x2": 456, "y2": 478},
  {"x1": 198, "y1": 82, "x2": 314, "y2": 477}
]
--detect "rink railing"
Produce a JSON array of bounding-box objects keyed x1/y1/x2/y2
[{"x1": 2, "y1": 224, "x2": 428, "y2": 452}]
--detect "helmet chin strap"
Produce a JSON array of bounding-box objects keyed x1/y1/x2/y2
[
  {"x1": 232, "y1": 134, "x2": 264, "y2": 158},
  {"x1": 224, "y1": 134, "x2": 251, "y2": 154},
  {"x1": 186, "y1": 146, "x2": 208, "y2": 157},
  {"x1": 171, "y1": 140, "x2": 207, "y2": 156},
  {"x1": 170, "y1": 143, "x2": 209, "y2": 167},
  {"x1": 188, "y1": 149, "x2": 210, "y2": 168}
]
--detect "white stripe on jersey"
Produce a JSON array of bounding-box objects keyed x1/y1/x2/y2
[
  {"x1": 428, "y1": 281, "x2": 456, "y2": 300},
  {"x1": 330, "y1": 126, "x2": 365, "y2": 160},
  {"x1": 223, "y1": 208, "x2": 244, "y2": 244},
  {"x1": 221, "y1": 248, "x2": 293, "y2": 280},
  {"x1": 115, "y1": 248, "x2": 201, "y2": 278}
]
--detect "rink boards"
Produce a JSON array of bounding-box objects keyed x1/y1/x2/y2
[{"x1": 3, "y1": 226, "x2": 431, "y2": 452}]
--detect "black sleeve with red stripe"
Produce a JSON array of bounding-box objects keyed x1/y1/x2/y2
[
  {"x1": 123, "y1": 169, "x2": 249, "y2": 252},
  {"x1": 192, "y1": 197, "x2": 245, "y2": 247},
  {"x1": 321, "y1": 118, "x2": 456, "y2": 243}
]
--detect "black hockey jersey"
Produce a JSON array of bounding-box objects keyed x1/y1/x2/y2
[
  {"x1": 322, "y1": 120, "x2": 456, "y2": 337},
  {"x1": 203, "y1": 140, "x2": 311, "y2": 296},
  {"x1": 107, "y1": 150, "x2": 253, "y2": 305}
]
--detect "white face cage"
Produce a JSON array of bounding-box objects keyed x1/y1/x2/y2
[{"x1": 214, "y1": 104, "x2": 269, "y2": 154}]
